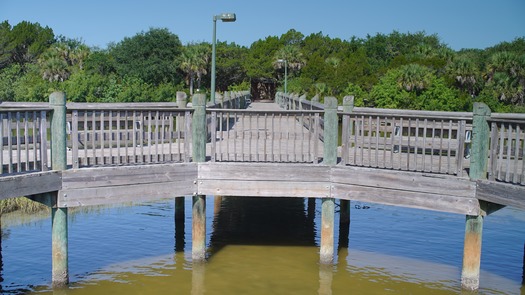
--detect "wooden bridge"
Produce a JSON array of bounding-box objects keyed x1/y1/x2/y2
[{"x1": 1, "y1": 91, "x2": 524, "y2": 291}]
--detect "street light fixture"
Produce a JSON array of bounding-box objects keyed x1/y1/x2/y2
[
  {"x1": 211, "y1": 13, "x2": 236, "y2": 104},
  {"x1": 277, "y1": 59, "x2": 288, "y2": 94}
]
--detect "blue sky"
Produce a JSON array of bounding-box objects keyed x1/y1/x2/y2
[{"x1": 1, "y1": 0, "x2": 524, "y2": 50}]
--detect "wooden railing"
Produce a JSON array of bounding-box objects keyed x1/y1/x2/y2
[
  {"x1": 68, "y1": 105, "x2": 192, "y2": 168},
  {"x1": 1, "y1": 91, "x2": 524, "y2": 188},
  {"x1": 340, "y1": 109, "x2": 471, "y2": 176},
  {"x1": 0, "y1": 107, "x2": 49, "y2": 174},
  {"x1": 209, "y1": 109, "x2": 324, "y2": 163},
  {"x1": 488, "y1": 113, "x2": 525, "y2": 185}
]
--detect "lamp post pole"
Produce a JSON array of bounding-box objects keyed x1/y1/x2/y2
[{"x1": 211, "y1": 13, "x2": 236, "y2": 105}]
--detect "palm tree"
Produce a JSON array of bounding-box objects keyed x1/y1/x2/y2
[
  {"x1": 396, "y1": 64, "x2": 432, "y2": 93},
  {"x1": 273, "y1": 44, "x2": 306, "y2": 74},
  {"x1": 178, "y1": 43, "x2": 210, "y2": 95},
  {"x1": 447, "y1": 56, "x2": 479, "y2": 96}
]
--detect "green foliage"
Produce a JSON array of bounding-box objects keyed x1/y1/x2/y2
[
  {"x1": 216, "y1": 42, "x2": 248, "y2": 92},
  {"x1": 0, "y1": 21, "x2": 55, "y2": 68},
  {"x1": 2, "y1": 20, "x2": 524, "y2": 112},
  {"x1": 110, "y1": 28, "x2": 183, "y2": 85},
  {"x1": 228, "y1": 80, "x2": 250, "y2": 92},
  {"x1": 343, "y1": 83, "x2": 367, "y2": 106}
]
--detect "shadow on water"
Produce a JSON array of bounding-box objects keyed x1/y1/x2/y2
[{"x1": 207, "y1": 196, "x2": 317, "y2": 257}]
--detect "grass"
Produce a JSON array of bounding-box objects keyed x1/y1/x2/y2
[{"x1": 0, "y1": 197, "x2": 49, "y2": 215}]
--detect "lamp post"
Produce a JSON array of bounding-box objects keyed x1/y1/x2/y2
[
  {"x1": 277, "y1": 59, "x2": 288, "y2": 94},
  {"x1": 211, "y1": 12, "x2": 236, "y2": 104}
]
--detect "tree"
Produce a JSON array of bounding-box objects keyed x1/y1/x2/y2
[
  {"x1": 215, "y1": 42, "x2": 248, "y2": 92},
  {"x1": 110, "y1": 28, "x2": 183, "y2": 86},
  {"x1": 179, "y1": 43, "x2": 210, "y2": 94},
  {"x1": 4, "y1": 21, "x2": 54, "y2": 67},
  {"x1": 396, "y1": 64, "x2": 432, "y2": 93},
  {"x1": 273, "y1": 44, "x2": 306, "y2": 77}
]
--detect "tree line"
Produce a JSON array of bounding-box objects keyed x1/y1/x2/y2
[{"x1": 1, "y1": 20, "x2": 524, "y2": 112}]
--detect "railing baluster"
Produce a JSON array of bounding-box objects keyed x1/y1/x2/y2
[
  {"x1": 16, "y1": 112, "x2": 21, "y2": 172},
  {"x1": 505, "y1": 124, "x2": 512, "y2": 182},
  {"x1": 24, "y1": 112, "x2": 29, "y2": 171},
  {"x1": 497, "y1": 124, "x2": 505, "y2": 180},
  {"x1": 40, "y1": 111, "x2": 48, "y2": 171},
  {"x1": 513, "y1": 124, "x2": 520, "y2": 183},
  {"x1": 72, "y1": 110, "x2": 79, "y2": 169}
]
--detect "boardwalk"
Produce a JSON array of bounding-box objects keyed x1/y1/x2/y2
[{"x1": 210, "y1": 102, "x2": 324, "y2": 163}]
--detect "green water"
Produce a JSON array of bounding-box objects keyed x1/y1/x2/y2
[{"x1": 1, "y1": 197, "x2": 524, "y2": 294}]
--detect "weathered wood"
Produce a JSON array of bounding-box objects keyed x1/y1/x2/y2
[
  {"x1": 191, "y1": 94, "x2": 207, "y2": 262},
  {"x1": 199, "y1": 179, "x2": 330, "y2": 198},
  {"x1": 331, "y1": 166, "x2": 475, "y2": 198},
  {"x1": 323, "y1": 97, "x2": 338, "y2": 166},
  {"x1": 192, "y1": 194, "x2": 206, "y2": 261},
  {"x1": 470, "y1": 103, "x2": 491, "y2": 180},
  {"x1": 58, "y1": 163, "x2": 197, "y2": 207},
  {"x1": 52, "y1": 205, "x2": 68, "y2": 287},
  {"x1": 50, "y1": 92, "x2": 67, "y2": 171},
  {"x1": 333, "y1": 182, "x2": 479, "y2": 215},
  {"x1": 320, "y1": 197, "x2": 335, "y2": 264},
  {"x1": 0, "y1": 171, "x2": 61, "y2": 200},
  {"x1": 49, "y1": 92, "x2": 69, "y2": 288},
  {"x1": 461, "y1": 214, "x2": 483, "y2": 291},
  {"x1": 198, "y1": 162, "x2": 331, "y2": 182},
  {"x1": 61, "y1": 163, "x2": 196, "y2": 190},
  {"x1": 476, "y1": 180, "x2": 525, "y2": 210}
]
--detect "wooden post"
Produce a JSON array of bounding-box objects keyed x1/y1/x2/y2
[
  {"x1": 461, "y1": 102, "x2": 491, "y2": 291},
  {"x1": 320, "y1": 97, "x2": 338, "y2": 264},
  {"x1": 49, "y1": 92, "x2": 68, "y2": 287},
  {"x1": 192, "y1": 93, "x2": 207, "y2": 261},
  {"x1": 340, "y1": 96, "x2": 354, "y2": 224},
  {"x1": 469, "y1": 102, "x2": 491, "y2": 180},
  {"x1": 522, "y1": 242, "x2": 524, "y2": 285},
  {"x1": 175, "y1": 91, "x2": 187, "y2": 222}
]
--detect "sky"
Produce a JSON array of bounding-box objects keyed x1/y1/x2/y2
[{"x1": 1, "y1": 0, "x2": 524, "y2": 51}]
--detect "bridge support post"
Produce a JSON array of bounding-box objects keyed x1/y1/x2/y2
[
  {"x1": 49, "y1": 92, "x2": 69, "y2": 287},
  {"x1": 175, "y1": 92, "x2": 187, "y2": 222},
  {"x1": 192, "y1": 93, "x2": 207, "y2": 262},
  {"x1": 320, "y1": 97, "x2": 338, "y2": 264},
  {"x1": 340, "y1": 96, "x2": 354, "y2": 224},
  {"x1": 461, "y1": 102, "x2": 491, "y2": 291}
]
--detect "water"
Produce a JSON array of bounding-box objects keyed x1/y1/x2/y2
[{"x1": 1, "y1": 196, "x2": 524, "y2": 294}]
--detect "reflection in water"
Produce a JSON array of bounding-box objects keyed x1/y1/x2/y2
[
  {"x1": 208, "y1": 197, "x2": 316, "y2": 254},
  {"x1": 0, "y1": 197, "x2": 523, "y2": 294},
  {"x1": 318, "y1": 264, "x2": 333, "y2": 295},
  {"x1": 191, "y1": 262, "x2": 205, "y2": 295}
]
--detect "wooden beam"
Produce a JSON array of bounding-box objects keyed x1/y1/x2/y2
[
  {"x1": 476, "y1": 180, "x2": 525, "y2": 210},
  {"x1": 0, "y1": 171, "x2": 61, "y2": 200}
]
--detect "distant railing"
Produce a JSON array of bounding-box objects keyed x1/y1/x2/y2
[
  {"x1": 209, "y1": 109, "x2": 324, "y2": 163},
  {"x1": 0, "y1": 107, "x2": 49, "y2": 175},
  {"x1": 488, "y1": 113, "x2": 525, "y2": 185}
]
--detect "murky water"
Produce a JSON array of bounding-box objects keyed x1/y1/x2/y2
[{"x1": 1, "y1": 196, "x2": 524, "y2": 294}]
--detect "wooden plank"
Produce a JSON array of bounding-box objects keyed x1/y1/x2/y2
[
  {"x1": 476, "y1": 180, "x2": 525, "y2": 210},
  {"x1": 58, "y1": 180, "x2": 195, "y2": 207},
  {"x1": 332, "y1": 183, "x2": 479, "y2": 215},
  {"x1": 0, "y1": 171, "x2": 62, "y2": 200},
  {"x1": 198, "y1": 162, "x2": 331, "y2": 182},
  {"x1": 198, "y1": 179, "x2": 330, "y2": 198},
  {"x1": 62, "y1": 163, "x2": 197, "y2": 189},
  {"x1": 331, "y1": 166, "x2": 475, "y2": 198}
]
